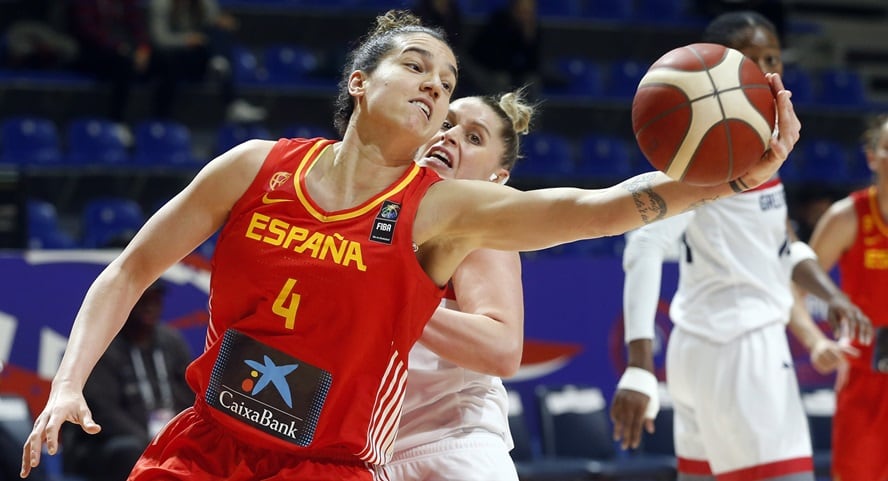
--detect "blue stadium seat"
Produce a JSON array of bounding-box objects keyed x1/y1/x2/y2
[
  {"x1": 1, "y1": 116, "x2": 62, "y2": 165},
  {"x1": 583, "y1": 0, "x2": 633, "y2": 20},
  {"x1": 536, "y1": 0, "x2": 583, "y2": 17},
  {"x1": 81, "y1": 197, "x2": 146, "y2": 248},
  {"x1": 230, "y1": 45, "x2": 265, "y2": 86},
  {"x1": 547, "y1": 57, "x2": 604, "y2": 98},
  {"x1": 506, "y1": 389, "x2": 601, "y2": 480},
  {"x1": 817, "y1": 68, "x2": 867, "y2": 107},
  {"x1": 576, "y1": 135, "x2": 634, "y2": 180},
  {"x1": 782, "y1": 65, "x2": 815, "y2": 106},
  {"x1": 133, "y1": 120, "x2": 198, "y2": 167},
  {"x1": 535, "y1": 384, "x2": 676, "y2": 479},
  {"x1": 264, "y1": 44, "x2": 330, "y2": 88},
  {"x1": 633, "y1": 0, "x2": 695, "y2": 24},
  {"x1": 66, "y1": 118, "x2": 129, "y2": 166},
  {"x1": 216, "y1": 123, "x2": 272, "y2": 155},
  {"x1": 607, "y1": 59, "x2": 648, "y2": 99},
  {"x1": 27, "y1": 199, "x2": 77, "y2": 249},
  {"x1": 513, "y1": 133, "x2": 574, "y2": 180},
  {"x1": 281, "y1": 124, "x2": 335, "y2": 140},
  {"x1": 801, "y1": 140, "x2": 849, "y2": 183},
  {"x1": 457, "y1": 0, "x2": 505, "y2": 16}
]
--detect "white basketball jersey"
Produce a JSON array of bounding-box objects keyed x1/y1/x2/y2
[
  {"x1": 394, "y1": 299, "x2": 513, "y2": 453},
  {"x1": 670, "y1": 180, "x2": 795, "y2": 343}
]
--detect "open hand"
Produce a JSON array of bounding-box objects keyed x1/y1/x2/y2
[{"x1": 20, "y1": 383, "x2": 101, "y2": 479}]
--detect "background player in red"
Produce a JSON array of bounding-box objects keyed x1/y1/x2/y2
[
  {"x1": 808, "y1": 114, "x2": 888, "y2": 481},
  {"x1": 389, "y1": 89, "x2": 533, "y2": 481},
  {"x1": 21, "y1": 9, "x2": 801, "y2": 481}
]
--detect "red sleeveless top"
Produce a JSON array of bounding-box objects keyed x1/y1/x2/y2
[
  {"x1": 839, "y1": 186, "x2": 888, "y2": 370},
  {"x1": 185, "y1": 138, "x2": 445, "y2": 464}
]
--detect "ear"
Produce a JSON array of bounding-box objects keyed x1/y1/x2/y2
[
  {"x1": 348, "y1": 70, "x2": 367, "y2": 97},
  {"x1": 490, "y1": 168, "x2": 511, "y2": 185},
  {"x1": 863, "y1": 148, "x2": 879, "y2": 174}
]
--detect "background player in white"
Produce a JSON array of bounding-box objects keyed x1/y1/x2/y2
[
  {"x1": 610, "y1": 11, "x2": 872, "y2": 481},
  {"x1": 387, "y1": 89, "x2": 533, "y2": 481}
]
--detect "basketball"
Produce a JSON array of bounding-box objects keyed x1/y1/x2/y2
[{"x1": 631, "y1": 43, "x2": 776, "y2": 186}]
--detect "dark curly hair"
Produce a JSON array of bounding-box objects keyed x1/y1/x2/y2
[{"x1": 332, "y1": 10, "x2": 451, "y2": 136}]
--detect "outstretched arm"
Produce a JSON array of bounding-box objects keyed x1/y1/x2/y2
[
  {"x1": 416, "y1": 74, "x2": 800, "y2": 287},
  {"x1": 20, "y1": 140, "x2": 272, "y2": 478}
]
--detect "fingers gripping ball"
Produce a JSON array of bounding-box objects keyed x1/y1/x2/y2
[{"x1": 632, "y1": 43, "x2": 776, "y2": 186}]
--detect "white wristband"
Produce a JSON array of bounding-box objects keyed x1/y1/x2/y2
[
  {"x1": 789, "y1": 240, "x2": 817, "y2": 268},
  {"x1": 616, "y1": 367, "x2": 660, "y2": 420}
]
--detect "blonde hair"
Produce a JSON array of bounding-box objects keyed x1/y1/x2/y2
[
  {"x1": 479, "y1": 87, "x2": 537, "y2": 170},
  {"x1": 862, "y1": 114, "x2": 888, "y2": 152}
]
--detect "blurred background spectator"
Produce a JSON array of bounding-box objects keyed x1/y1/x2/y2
[
  {"x1": 67, "y1": 0, "x2": 153, "y2": 126},
  {"x1": 469, "y1": 0, "x2": 543, "y2": 96},
  {"x1": 147, "y1": 0, "x2": 266, "y2": 123},
  {"x1": 61, "y1": 277, "x2": 193, "y2": 481},
  {"x1": 3, "y1": 0, "x2": 78, "y2": 70}
]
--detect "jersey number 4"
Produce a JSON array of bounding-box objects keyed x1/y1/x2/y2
[{"x1": 273, "y1": 278, "x2": 302, "y2": 329}]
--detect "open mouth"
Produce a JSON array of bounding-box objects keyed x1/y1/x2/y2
[
  {"x1": 428, "y1": 151, "x2": 452, "y2": 168},
  {"x1": 411, "y1": 100, "x2": 431, "y2": 120}
]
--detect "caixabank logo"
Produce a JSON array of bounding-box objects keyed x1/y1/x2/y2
[{"x1": 206, "y1": 329, "x2": 332, "y2": 446}]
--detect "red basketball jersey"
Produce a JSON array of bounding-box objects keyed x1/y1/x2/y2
[
  {"x1": 839, "y1": 186, "x2": 888, "y2": 370},
  {"x1": 185, "y1": 138, "x2": 445, "y2": 464}
]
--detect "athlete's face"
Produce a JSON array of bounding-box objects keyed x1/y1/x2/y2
[
  {"x1": 416, "y1": 97, "x2": 509, "y2": 182},
  {"x1": 352, "y1": 33, "x2": 457, "y2": 148},
  {"x1": 866, "y1": 121, "x2": 888, "y2": 180},
  {"x1": 734, "y1": 26, "x2": 783, "y2": 76}
]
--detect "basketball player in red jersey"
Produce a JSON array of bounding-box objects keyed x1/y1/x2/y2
[
  {"x1": 22, "y1": 9, "x2": 801, "y2": 481},
  {"x1": 809, "y1": 114, "x2": 888, "y2": 481}
]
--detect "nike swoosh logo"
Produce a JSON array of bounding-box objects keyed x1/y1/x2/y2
[{"x1": 262, "y1": 193, "x2": 293, "y2": 204}]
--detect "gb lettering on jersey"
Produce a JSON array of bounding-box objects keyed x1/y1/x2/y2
[
  {"x1": 205, "y1": 329, "x2": 332, "y2": 446},
  {"x1": 370, "y1": 200, "x2": 401, "y2": 245}
]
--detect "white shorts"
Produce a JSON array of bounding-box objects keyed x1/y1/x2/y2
[
  {"x1": 385, "y1": 431, "x2": 518, "y2": 481},
  {"x1": 666, "y1": 323, "x2": 813, "y2": 480}
]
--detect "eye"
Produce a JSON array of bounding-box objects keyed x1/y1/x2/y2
[
  {"x1": 440, "y1": 120, "x2": 453, "y2": 131},
  {"x1": 442, "y1": 81, "x2": 453, "y2": 93},
  {"x1": 406, "y1": 62, "x2": 422, "y2": 72},
  {"x1": 468, "y1": 133, "x2": 482, "y2": 145}
]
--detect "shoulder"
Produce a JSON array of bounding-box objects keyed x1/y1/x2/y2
[
  {"x1": 810, "y1": 196, "x2": 858, "y2": 251},
  {"x1": 205, "y1": 139, "x2": 276, "y2": 183},
  {"x1": 821, "y1": 196, "x2": 858, "y2": 229}
]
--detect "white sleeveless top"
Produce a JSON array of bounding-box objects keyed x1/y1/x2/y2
[{"x1": 394, "y1": 298, "x2": 514, "y2": 452}]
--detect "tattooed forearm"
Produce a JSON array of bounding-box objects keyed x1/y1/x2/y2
[{"x1": 624, "y1": 173, "x2": 667, "y2": 224}]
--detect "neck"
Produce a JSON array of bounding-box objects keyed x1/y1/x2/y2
[{"x1": 305, "y1": 134, "x2": 414, "y2": 211}]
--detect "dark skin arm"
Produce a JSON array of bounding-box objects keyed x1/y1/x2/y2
[{"x1": 610, "y1": 339, "x2": 655, "y2": 449}]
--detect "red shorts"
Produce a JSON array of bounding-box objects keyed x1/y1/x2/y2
[
  {"x1": 832, "y1": 367, "x2": 888, "y2": 481},
  {"x1": 128, "y1": 402, "x2": 378, "y2": 481}
]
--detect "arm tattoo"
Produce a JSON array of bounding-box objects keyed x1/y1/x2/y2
[{"x1": 624, "y1": 173, "x2": 667, "y2": 224}]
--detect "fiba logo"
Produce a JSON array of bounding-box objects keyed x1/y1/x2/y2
[
  {"x1": 269, "y1": 172, "x2": 292, "y2": 191},
  {"x1": 379, "y1": 203, "x2": 400, "y2": 220}
]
